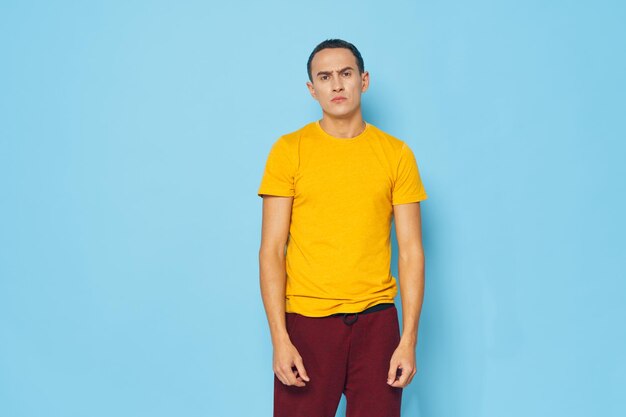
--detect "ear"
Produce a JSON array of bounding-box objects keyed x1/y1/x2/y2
[
  {"x1": 361, "y1": 71, "x2": 370, "y2": 93},
  {"x1": 306, "y1": 81, "x2": 318, "y2": 100}
]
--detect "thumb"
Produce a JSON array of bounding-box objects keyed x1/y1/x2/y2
[
  {"x1": 387, "y1": 361, "x2": 398, "y2": 385},
  {"x1": 294, "y1": 357, "x2": 310, "y2": 382}
]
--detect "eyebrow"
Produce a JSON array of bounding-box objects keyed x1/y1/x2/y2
[{"x1": 316, "y1": 66, "x2": 355, "y2": 77}]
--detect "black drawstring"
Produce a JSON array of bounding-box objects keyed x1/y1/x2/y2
[{"x1": 342, "y1": 313, "x2": 359, "y2": 325}]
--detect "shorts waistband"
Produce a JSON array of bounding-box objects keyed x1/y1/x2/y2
[
  {"x1": 331, "y1": 303, "x2": 395, "y2": 325},
  {"x1": 330, "y1": 303, "x2": 395, "y2": 317}
]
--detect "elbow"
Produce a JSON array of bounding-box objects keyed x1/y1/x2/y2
[
  {"x1": 398, "y1": 248, "x2": 425, "y2": 265},
  {"x1": 259, "y1": 243, "x2": 286, "y2": 263}
]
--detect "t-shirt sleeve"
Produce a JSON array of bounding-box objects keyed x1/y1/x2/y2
[
  {"x1": 392, "y1": 142, "x2": 428, "y2": 205},
  {"x1": 257, "y1": 137, "x2": 296, "y2": 198}
]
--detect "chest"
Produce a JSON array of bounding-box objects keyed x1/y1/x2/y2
[{"x1": 293, "y1": 145, "x2": 393, "y2": 207}]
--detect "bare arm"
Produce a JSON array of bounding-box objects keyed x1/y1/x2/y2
[
  {"x1": 387, "y1": 201, "x2": 425, "y2": 387},
  {"x1": 259, "y1": 195, "x2": 310, "y2": 387}
]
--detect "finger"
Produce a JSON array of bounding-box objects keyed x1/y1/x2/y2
[
  {"x1": 275, "y1": 371, "x2": 288, "y2": 386},
  {"x1": 393, "y1": 365, "x2": 413, "y2": 388},
  {"x1": 289, "y1": 365, "x2": 306, "y2": 387},
  {"x1": 279, "y1": 365, "x2": 298, "y2": 386},
  {"x1": 387, "y1": 362, "x2": 399, "y2": 385},
  {"x1": 388, "y1": 367, "x2": 402, "y2": 387},
  {"x1": 406, "y1": 368, "x2": 418, "y2": 385},
  {"x1": 294, "y1": 357, "x2": 310, "y2": 382}
]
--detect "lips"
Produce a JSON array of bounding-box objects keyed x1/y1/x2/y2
[{"x1": 331, "y1": 96, "x2": 347, "y2": 102}]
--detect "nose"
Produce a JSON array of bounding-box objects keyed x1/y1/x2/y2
[{"x1": 331, "y1": 76, "x2": 344, "y2": 92}]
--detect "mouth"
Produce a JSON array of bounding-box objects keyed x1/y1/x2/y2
[{"x1": 331, "y1": 96, "x2": 347, "y2": 103}]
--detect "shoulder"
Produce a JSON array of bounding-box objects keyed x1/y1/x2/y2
[
  {"x1": 265, "y1": 122, "x2": 314, "y2": 167},
  {"x1": 366, "y1": 123, "x2": 409, "y2": 154},
  {"x1": 272, "y1": 122, "x2": 314, "y2": 148}
]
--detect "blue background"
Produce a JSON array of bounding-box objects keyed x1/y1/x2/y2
[{"x1": 1, "y1": 1, "x2": 625, "y2": 416}]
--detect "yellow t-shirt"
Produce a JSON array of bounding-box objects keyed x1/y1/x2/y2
[{"x1": 258, "y1": 120, "x2": 428, "y2": 317}]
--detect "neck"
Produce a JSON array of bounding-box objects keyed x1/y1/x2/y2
[{"x1": 319, "y1": 112, "x2": 366, "y2": 138}]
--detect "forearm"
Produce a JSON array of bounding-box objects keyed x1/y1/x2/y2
[
  {"x1": 397, "y1": 251, "x2": 425, "y2": 348},
  {"x1": 259, "y1": 247, "x2": 290, "y2": 346}
]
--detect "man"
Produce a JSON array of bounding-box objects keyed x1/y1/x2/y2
[{"x1": 257, "y1": 39, "x2": 428, "y2": 417}]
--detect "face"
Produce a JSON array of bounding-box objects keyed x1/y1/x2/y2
[{"x1": 306, "y1": 48, "x2": 369, "y2": 120}]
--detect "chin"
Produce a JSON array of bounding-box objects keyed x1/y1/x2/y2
[
  {"x1": 322, "y1": 107, "x2": 358, "y2": 119},
  {"x1": 323, "y1": 112, "x2": 349, "y2": 119}
]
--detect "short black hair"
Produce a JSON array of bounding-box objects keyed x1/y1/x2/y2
[{"x1": 307, "y1": 39, "x2": 365, "y2": 82}]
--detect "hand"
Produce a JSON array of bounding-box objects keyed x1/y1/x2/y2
[
  {"x1": 386, "y1": 342, "x2": 417, "y2": 388},
  {"x1": 273, "y1": 340, "x2": 310, "y2": 387}
]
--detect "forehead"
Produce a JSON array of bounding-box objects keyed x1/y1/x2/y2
[{"x1": 310, "y1": 48, "x2": 358, "y2": 72}]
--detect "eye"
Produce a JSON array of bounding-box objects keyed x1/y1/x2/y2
[
  {"x1": 320, "y1": 75, "x2": 329, "y2": 81},
  {"x1": 342, "y1": 71, "x2": 352, "y2": 77}
]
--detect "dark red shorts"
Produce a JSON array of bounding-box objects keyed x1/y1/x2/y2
[{"x1": 274, "y1": 305, "x2": 402, "y2": 417}]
